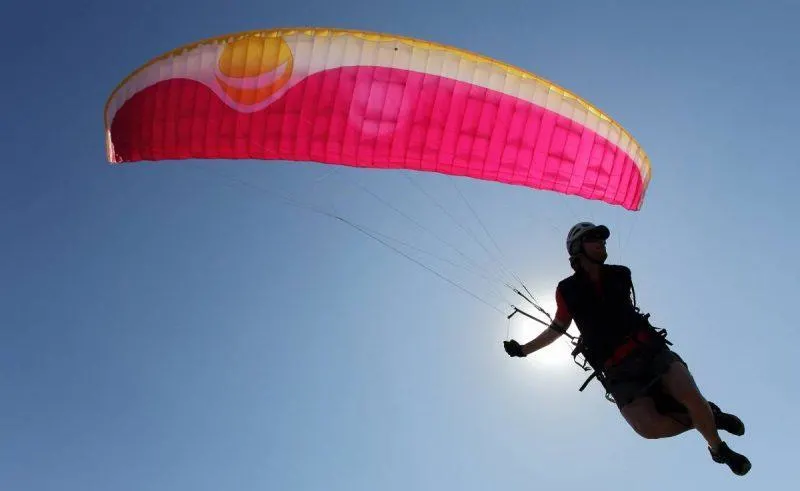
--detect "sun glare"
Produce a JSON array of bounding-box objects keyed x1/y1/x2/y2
[
  {"x1": 509, "y1": 281, "x2": 577, "y2": 371},
  {"x1": 529, "y1": 340, "x2": 574, "y2": 368}
]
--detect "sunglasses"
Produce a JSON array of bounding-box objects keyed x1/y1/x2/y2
[{"x1": 583, "y1": 234, "x2": 607, "y2": 243}]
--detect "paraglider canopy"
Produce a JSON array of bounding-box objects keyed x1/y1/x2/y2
[{"x1": 105, "y1": 27, "x2": 651, "y2": 211}]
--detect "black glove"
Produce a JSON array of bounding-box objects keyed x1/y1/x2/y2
[{"x1": 504, "y1": 340, "x2": 524, "y2": 357}]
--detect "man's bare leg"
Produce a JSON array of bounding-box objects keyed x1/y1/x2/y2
[
  {"x1": 659, "y1": 360, "x2": 751, "y2": 475},
  {"x1": 620, "y1": 396, "x2": 693, "y2": 439},
  {"x1": 658, "y1": 360, "x2": 721, "y2": 448}
]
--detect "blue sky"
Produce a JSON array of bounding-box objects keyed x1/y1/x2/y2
[{"x1": 2, "y1": 0, "x2": 798, "y2": 489}]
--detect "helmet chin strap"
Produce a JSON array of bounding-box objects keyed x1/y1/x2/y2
[
  {"x1": 584, "y1": 253, "x2": 606, "y2": 265},
  {"x1": 569, "y1": 240, "x2": 606, "y2": 271},
  {"x1": 576, "y1": 243, "x2": 606, "y2": 267},
  {"x1": 573, "y1": 255, "x2": 605, "y2": 271}
]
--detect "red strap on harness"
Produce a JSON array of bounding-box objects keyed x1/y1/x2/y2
[{"x1": 603, "y1": 329, "x2": 655, "y2": 368}]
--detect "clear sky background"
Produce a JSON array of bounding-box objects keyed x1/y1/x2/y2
[{"x1": 2, "y1": 0, "x2": 798, "y2": 489}]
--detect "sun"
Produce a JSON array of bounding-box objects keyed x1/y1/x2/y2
[
  {"x1": 528, "y1": 338, "x2": 575, "y2": 368},
  {"x1": 508, "y1": 282, "x2": 578, "y2": 370}
]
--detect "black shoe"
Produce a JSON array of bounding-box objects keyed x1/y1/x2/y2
[
  {"x1": 709, "y1": 441, "x2": 751, "y2": 476},
  {"x1": 709, "y1": 401, "x2": 745, "y2": 436}
]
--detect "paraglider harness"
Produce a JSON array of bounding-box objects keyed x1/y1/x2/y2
[
  {"x1": 507, "y1": 270, "x2": 687, "y2": 410},
  {"x1": 563, "y1": 273, "x2": 692, "y2": 413},
  {"x1": 507, "y1": 287, "x2": 672, "y2": 406},
  {"x1": 569, "y1": 306, "x2": 671, "y2": 405}
]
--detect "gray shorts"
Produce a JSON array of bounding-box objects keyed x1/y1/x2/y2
[{"x1": 602, "y1": 346, "x2": 687, "y2": 409}]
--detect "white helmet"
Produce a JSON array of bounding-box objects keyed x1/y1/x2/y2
[{"x1": 566, "y1": 222, "x2": 610, "y2": 256}]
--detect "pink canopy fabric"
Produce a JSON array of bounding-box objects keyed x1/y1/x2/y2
[{"x1": 105, "y1": 28, "x2": 651, "y2": 210}]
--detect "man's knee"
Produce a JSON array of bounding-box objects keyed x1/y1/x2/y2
[
  {"x1": 622, "y1": 398, "x2": 673, "y2": 439},
  {"x1": 631, "y1": 421, "x2": 668, "y2": 439},
  {"x1": 628, "y1": 412, "x2": 680, "y2": 439}
]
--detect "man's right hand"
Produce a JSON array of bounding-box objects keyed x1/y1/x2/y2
[{"x1": 504, "y1": 340, "x2": 525, "y2": 357}]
